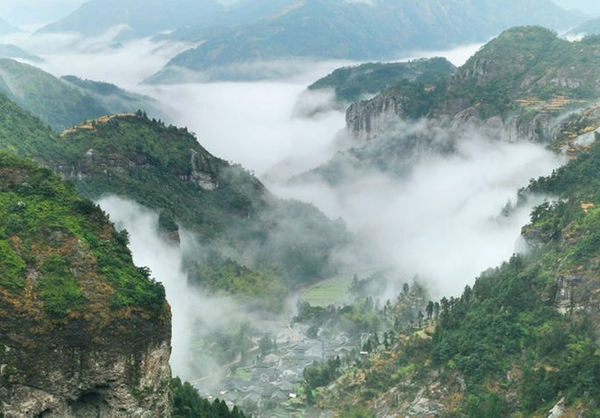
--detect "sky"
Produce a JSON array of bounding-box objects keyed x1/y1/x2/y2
[{"x1": 0, "y1": 0, "x2": 85, "y2": 27}]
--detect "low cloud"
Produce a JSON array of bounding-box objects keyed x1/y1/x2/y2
[
  {"x1": 270, "y1": 132, "x2": 563, "y2": 298},
  {"x1": 97, "y1": 196, "x2": 244, "y2": 383}
]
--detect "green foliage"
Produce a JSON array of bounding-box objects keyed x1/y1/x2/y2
[
  {"x1": 309, "y1": 58, "x2": 455, "y2": 103},
  {"x1": 0, "y1": 90, "x2": 66, "y2": 159},
  {"x1": 56, "y1": 114, "x2": 348, "y2": 299},
  {"x1": 0, "y1": 58, "x2": 109, "y2": 131},
  {"x1": 427, "y1": 134, "x2": 600, "y2": 414},
  {"x1": 158, "y1": 209, "x2": 179, "y2": 233},
  {"x1": 0, "y1": 92, "x2": 348, "y2": 308},
  {"x1": 0, "y1": 151, "x2": 166, "y2": 317},
  {"x1": 444, "y1": 26, "x2": 600, "y2": 119},
  {"x1": 0, "y1": 59, "x2": 162, "y2": 131},
  {"x1": 352, "y1": 27, "x2": 600, "y2": 129},
  {"x1": 0, "y1": 240, "x2": 25, "y2": 291},
  {"x1": 189, "y1": 259, "x2": 287, "y2": 311},
  {"x1": 172, "y1": 377, "x2": 247, "y2": 418},
  {"x1": 258, "y1": 334, "x2": 276, "y2": 356},
  {"x1": 303, "y1": 357, "x2": 342, "y2": 389}
]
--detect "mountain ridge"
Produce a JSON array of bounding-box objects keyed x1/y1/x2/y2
[{"x1": 148, "y1": 0, "x2": 581, "y2": 83}]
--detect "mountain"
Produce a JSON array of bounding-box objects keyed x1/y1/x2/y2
[
  {"x1": 552, "y1": 0, "x2": 600, "y2": 15},
  {"x1": 0, "y1": 17, "x2": 20, "y2": 35},
  {"x1": 299, "y1": 26, "x2": 600, "y2": 185},
  {"x1": 60, "y1": 75, "x2": 164, "y2": 120},
  {"x1": 307, "y1": 57, "x2": 456, "y2": 106},
  {"x1": 37, "y1": 0, "x2": 224, "y2": 39},
  {"x1": 51, "y1": 113, "x2": 349, "y2": 310},
  {"x1": 313, "y1": 116, "x2": 600, "y2": 416},
  {"x1": 348, "y1": 26, "x2": 600, "y2": 141},
  {"x1": 0, "y1": 44, "x2": 43, "y2": 63},
  {"x1": 0, "y1": 151, "x2": 172, "y2": 416},
  {"x1": 0, "y1": 88, "x2": 349, "y2": 310},
  {"x1": 148, "y1": 0, "x2": 581, "y2": 83},
  {"x1": 0, "y1": 59, "x2": 163, "y2": 131},
  {"x1": 567, "y1": 17, "x2": 600, "y2": 36}
]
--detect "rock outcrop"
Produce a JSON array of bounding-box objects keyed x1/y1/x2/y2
[
  {"x1": 0, "y1": 152, "x2": 173, "y2": 417},
  {"x1": 344, "y1": 27, "x2": 600, "y2": 145}
]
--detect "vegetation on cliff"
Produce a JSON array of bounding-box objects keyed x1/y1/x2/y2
[
  {"x1": 343, "y1": 26, "x2": 600, "y2": 130},
  {"x1": 0, "y1": 90, "x2": 348, "y2": 310},
  {"x1": 311, "y1": 134, "x2": 600, "y2": 417},
  {"x1": 308, "y1": 58, "x2": 456, "y2": 104},
  {"x1": 0, "y1": 151, "x2": 166, "y2": 318}
]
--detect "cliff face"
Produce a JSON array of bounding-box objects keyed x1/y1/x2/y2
[
  {"x1": 0, "y1": 312, "x2": 172, "y2": 417},
  {"x1": 0, "y1": 152, "x2": 172, "y2": 417},
  {"x1": 345, "y1": 27, "x2": 600, "y2": 144}
]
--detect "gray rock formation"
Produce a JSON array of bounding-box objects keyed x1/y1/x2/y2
[{"x1": 0, "y1": 313, "x2": 172, "y2": 417}]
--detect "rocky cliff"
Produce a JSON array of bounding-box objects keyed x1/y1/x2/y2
[
  {"x1": 345, "y1": 27, "x2": 600, "y2": 144},
  {"x1": 0, "y1": 152, "x2": 172, "y2": 417}
]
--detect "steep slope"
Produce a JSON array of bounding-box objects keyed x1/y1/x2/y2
[
  {"x1": 148, "y1": 0, "x2": 580, "y2": 82},
  {"x1": 37, "y1": 0, "x2": 224, "y2": 39},
  {"x1": 0, "y1": 151, "x2": 172, "y2": 416},
  {"x1": 50, "y1": 113, "x2": 348, "y2": 308},
  {"x1": 299, "y1": 27, "x2": 600, "y2": 186},
  {"x1": 347, "y1": 27, "x2": 600, "y2": 142},
  {"x1": 0, "y1": 59, "x2": 163, "y2": 131},
  {"x1": 314, "y1": 125, "x2": 600, "y2": 417},
  {"x1": 0, "y1": 87, "x2": 65, "y2": 160},
  {"x1": 0, "y1": 93, "x2": 348, "y2": 309}
]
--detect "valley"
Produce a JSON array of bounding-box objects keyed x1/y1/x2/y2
[{"x1": 1, "y1": 1, "x2": 600, "y2": 416}]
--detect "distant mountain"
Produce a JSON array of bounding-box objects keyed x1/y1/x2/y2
[
  {"x1": 37, "y1": 0, "x2": 224, "y2": 39},
  {"x1": 0, "y1": 17, "x2": 20, "y2": 35},
  {"x1": 148, "y1": 0, "x2": 582, "y2": 83},
  {"x1": 567, "y1": 17, "x2": 600, "y2": 37},
  {"x1": 552, "y1": 0, "x2": 600, "y2": 16},
  {"x1": 60, "y1": 75, "x2": 164, "y2": 120},
  {"x1": 0, "y1": 59, "x2": 163, "y2": 131},
  {"x1": 0, "y1": 44, "x2": 43, "y2": 63}
]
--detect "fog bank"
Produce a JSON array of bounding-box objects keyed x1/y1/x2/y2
[
  {"x1": 97, "y1": 195, "x2": 243, "y2": 382},
  {"x1": 271, "y1": 136, "x2": 564, "y2": 298}
]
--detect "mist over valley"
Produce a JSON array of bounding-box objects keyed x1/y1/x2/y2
[{"x1": 1, "y1": 2, "x2": 600, "y2": 417}]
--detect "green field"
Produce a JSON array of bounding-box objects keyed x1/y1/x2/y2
[
  {"x1": 302, "y1": 275, "x2": 354, "y2": 307},
  {"x1": 301, "y1": 267, "x2": 390, "y2": 307}
]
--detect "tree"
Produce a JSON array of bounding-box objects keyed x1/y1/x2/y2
[
  {"x1": 426, "y1": 301, "x2": 434, "y2": 320},
  {"x1": 403, "y1": 282, "x2": 410, "y2": 295}
]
